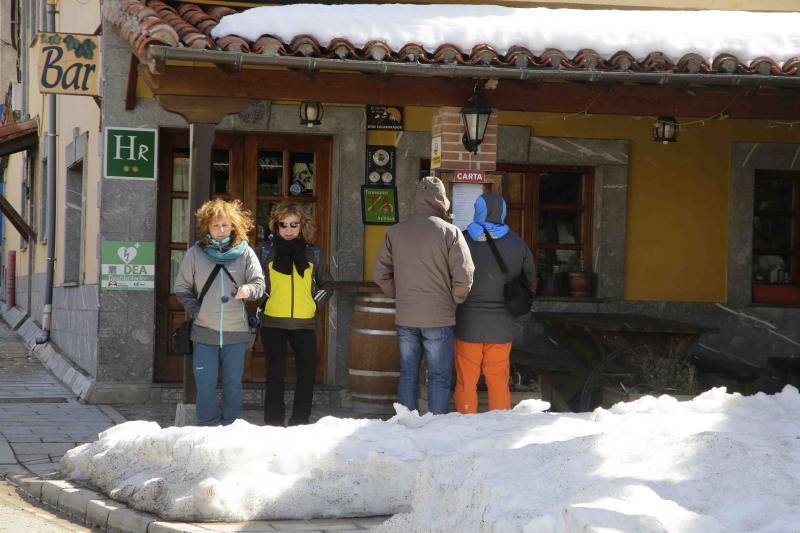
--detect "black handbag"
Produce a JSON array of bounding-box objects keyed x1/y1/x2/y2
[
  {"x1": 482, "y1": 228, "x2": 533, "y2": 317},
  {"x1": 172, "y1": 264, "x2": 223, "y2": 355}
]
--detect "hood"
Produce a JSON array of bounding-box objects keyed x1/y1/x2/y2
[
  {"x1": 414, "y1": 176, "x2": 450, "y2": 218},
  {"x1": 466, "y1": 192, "x2": 510, "y2": 241},
  {"x1": 474, "y1": 192, "x2": 506, "y2": 225}
]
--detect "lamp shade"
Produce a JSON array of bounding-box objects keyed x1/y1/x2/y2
[
  {"x1": 299, "y1": 101, "x2": 323, "y2": 127},
  {"x1": 653, "y1": 116, "x2": 678, "y2": 144},
  {"x1": 460, "y1": 92, "x2": 492, "y2": 154}
]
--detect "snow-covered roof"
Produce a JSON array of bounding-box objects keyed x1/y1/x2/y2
[{"x1": 105, "y1": 1, "x2": 800, "y2": 76}]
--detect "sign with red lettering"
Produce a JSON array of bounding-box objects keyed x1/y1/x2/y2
[
  {"x1": 454, "y1": 170, "x2": 486, "y2": 182},
  {"x1": 38, "y1": 33, "x2": 99, "y2": 96}
]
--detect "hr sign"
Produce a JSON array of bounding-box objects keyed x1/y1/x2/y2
[
  {"x1": 104, "y1": 127, "x2": 158, "y2": 180},
  {"x1": 38, "y1": 33, "x2": 99, "y2": 96}
]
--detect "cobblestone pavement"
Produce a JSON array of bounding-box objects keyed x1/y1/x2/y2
[
  {"x1": 0, "y1": 322, "x2": 117, "y2": 479},
  {"x1": 0, "y1": 319, "x2": 391, "y2": 532}
]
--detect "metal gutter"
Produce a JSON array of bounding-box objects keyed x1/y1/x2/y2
[
  {"x1": 146, "y1": 45, "x2": 800, "y2": 89},
  {"x1": 36, "y1": 1, "x2": 57, "y2": 345}
]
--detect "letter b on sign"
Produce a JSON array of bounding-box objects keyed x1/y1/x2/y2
[{"x1": 104, "y1": 127, "x2": 158, "y2": 180}]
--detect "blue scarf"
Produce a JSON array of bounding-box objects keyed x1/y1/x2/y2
[
  {"x1": 200, "y1": 238, "x2": 249, "y2": 264},
  {"x1": 466, "y1": 195, "x2": 510, "y2": 241}
]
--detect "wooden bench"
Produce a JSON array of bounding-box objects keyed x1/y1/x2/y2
[
  {"x1": 690, "y1": 349, "x2": 763, "y2": 394},
  {"x1": 511, "y1": 344, "x2": 583, "y2": 411},
  {"x1": 767, "y1": 355, "x2": 800, "y2": 387}
]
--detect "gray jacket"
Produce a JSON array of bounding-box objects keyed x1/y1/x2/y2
[
  {"x1": 373, "y1": 176, "x2": 474, "y2": 327},
  {"x1": 174, "y1": 243, "x2": 265, "y2": 346},
  {"x1": 456, "y1": 193, "x2": 536, "y2": 343}
]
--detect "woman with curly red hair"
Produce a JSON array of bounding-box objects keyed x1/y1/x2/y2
[{"x1": 174, "y1": 198, "x2": 265, "y2": 426}]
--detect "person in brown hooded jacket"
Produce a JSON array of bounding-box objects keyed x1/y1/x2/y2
[{"x1": 373, "y1": 176, "x2": 474, "y2": 414}]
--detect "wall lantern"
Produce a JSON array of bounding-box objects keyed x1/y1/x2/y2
[
  {"x1": 299, "y1": 101, "x2": 323, "y2": 127},
  {"x1": 460, "y1": 88, "x2": 492, "y2": 154},
  {"x1": 653, "y1": 116, "x2": 679, "y2": 144}
]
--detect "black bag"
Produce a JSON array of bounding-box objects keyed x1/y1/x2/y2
[
  {"x1": 171, "y1": 264, "x2": 223, "y2": 355},
  {"x1": 482, "y1": 228, "x2": 533, "y2": 317}
]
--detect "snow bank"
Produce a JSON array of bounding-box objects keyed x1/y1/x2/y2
[
  {"x1": 63, "y1": 387, "x2": 800, "y2": 530},
  {"x1": 211, "y1": 5, "x2": 800, "y2": 65}
]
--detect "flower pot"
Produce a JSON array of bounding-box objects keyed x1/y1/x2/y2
[{"x1": 568, "y1": 272, "x2": 593, "y2": 297}]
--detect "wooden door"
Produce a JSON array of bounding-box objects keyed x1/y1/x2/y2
[
  {"x1": 154, "y1": 130, "x2": 332, "y2": 383},
  {"x1": 241, "y1": 134, "x2": 331, "y2": 383}
]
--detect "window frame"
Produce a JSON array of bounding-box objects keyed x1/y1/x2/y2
[
  {"x1": 498, "y1": 164, "x2": 595, "y2": 276},
  {"x1": 62, "y1": 158, "x2": 86, "y2": 286},
  {"x1": 751, "y1": 169, "x2": 800, "y2": 304}
]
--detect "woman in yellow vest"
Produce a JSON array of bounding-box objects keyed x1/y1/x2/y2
[{"x1": 259, "y1": 202, "x2": 333, "y2": 426}]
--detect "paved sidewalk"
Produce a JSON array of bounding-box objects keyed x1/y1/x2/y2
[{"x1": 0, "y1": 318, "x2": 390, "y2": 532}]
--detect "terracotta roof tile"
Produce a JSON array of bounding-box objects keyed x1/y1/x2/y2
[{"x1": 103, "y1": 0, "x2": 800, "y2": 77}]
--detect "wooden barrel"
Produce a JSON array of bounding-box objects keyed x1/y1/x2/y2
[{"x1": 348, "y1": 295, "x2": 399, "y2": 414}]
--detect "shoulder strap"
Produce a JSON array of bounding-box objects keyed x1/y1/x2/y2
[
  {"x1": 220, "y1": 265, "x2": 238, "y2": 289},
  {"x1": 311, "y1": 246, "x2": 321, "y2": 269},
  {"x1": 198, "y1": 264, "x2": 223, "y2": 303},
  {"x1": 483, "y1": 228, "x2": 509, "y2": 274},
  {"x1": 260, "y1": 240, "x2": 274, "y2": 266}
]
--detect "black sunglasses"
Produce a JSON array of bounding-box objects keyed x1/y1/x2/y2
[{"x1": 279, "y1": 222, "x2": 301, "y2": 229}]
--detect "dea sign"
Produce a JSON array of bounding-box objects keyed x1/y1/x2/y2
[{"x1": 104, "y1": 127, "x2": 158, "y2": 180}]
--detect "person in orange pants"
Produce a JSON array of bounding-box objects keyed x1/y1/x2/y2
[
  {"x1": 454, "y1": 192, "x2": 536, "y2": 414},
  {"x1": 454, "y1": 340, "x2": 512, "y2": 413}
]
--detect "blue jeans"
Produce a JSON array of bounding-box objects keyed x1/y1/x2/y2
[
  {"x1": 192, "y1": 342, "x2": 247, "y2": 426},
  {"x1": 396, "y1": 325, "x2": 454, "y2": 414}
]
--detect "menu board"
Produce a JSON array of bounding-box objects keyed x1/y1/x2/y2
[
  {"x1": 451, "y1": 183, "x2": 485, "y2": 230},
  {"x1": 435, "y1": 170, "x2": 504, "y2": 229}
]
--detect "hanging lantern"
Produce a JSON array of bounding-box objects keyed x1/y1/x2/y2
[
  {"x1": 299, "y1": 101, "x2": 323, "y2": 127},
  {"x1": 460, "y1": 89, "x2": 492, "y2": 154},
  {"x1": 653, "y1": 116, "x2": 679, "y2": 144}
]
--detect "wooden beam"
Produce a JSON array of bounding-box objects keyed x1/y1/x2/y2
[
  {"x1": 0, "y1": 194, "x2": 36, "y2": 241},
  {"x1": 143, "y1": 65, "x2": 800, "y2": 120},
  {"x1": 156, "y1": 95, "x2": 252, "y2": 124},
  {"x1": 183, "y1": 122, "x2": 216, "y2": 404},
  {"x1": 125, "y1": 55, "x2": 139, "y2": 111}
]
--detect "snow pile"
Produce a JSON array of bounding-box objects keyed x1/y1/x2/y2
[
  {"x1": 63, "y1": 387, "x2": 800, "y2": 530},
  {"x1": 211, "y1": 5, "x2": 800, "y2": 66}
]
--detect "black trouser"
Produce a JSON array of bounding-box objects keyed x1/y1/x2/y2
[{"x1": 261, "y1": 327, "x2": 317, "y2": 426}]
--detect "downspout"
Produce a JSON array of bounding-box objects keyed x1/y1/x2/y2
[{"x1": 36, "y1": 1, "x2": 57, "y2": 344}]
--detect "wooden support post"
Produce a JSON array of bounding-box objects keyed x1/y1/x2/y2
[{"x1": 182, "y1": 122, "x2": 215, "y2": 406}]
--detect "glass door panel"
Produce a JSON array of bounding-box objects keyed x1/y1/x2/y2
[{"x1": 289, "y1": 152, "x2": 315, "y2": 197}]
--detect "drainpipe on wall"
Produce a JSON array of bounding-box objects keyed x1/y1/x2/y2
[{"x1": 36, "y1": 0, "x2": 57, "y2": 345}]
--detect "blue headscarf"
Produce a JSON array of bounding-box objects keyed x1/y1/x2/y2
[{"x1": 466, "y1": 193, "x2": 510, "y2": 241}]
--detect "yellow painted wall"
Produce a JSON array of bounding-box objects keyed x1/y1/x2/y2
[{"x1": 56, "y1": 1, "x2": 102, "y2": 286}]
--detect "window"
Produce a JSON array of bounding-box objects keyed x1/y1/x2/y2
[
  {"x1": 501, "y1": 165, "x2": 594, "y2": 295},
  {"x1": 752, "y1": 170, "x2": 800, "y2": 304},
  {"x1": 63, "y1": 160, "x2": 85, "y2": 284},
  {"x1": 19, "y1": 150, "x2": 33, "y2": 248}
]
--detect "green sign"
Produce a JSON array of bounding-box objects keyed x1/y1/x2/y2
[
  {"x1": 104, "y1": 127, "x2": 157, "y2": 180},
  {"x1": 101, "y1": 241, "x2": 155, "y2": 291},
  {"x1": 361, "y1": 185, "x2": 399, "y2": 225}
]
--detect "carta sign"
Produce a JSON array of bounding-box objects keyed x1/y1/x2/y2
[
  {"x1": 37, "y1": 33, "x2": 99, "y2": 96},
  {"x1": 104, "y1": 127, "x2": 158, "y2": 180}
]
